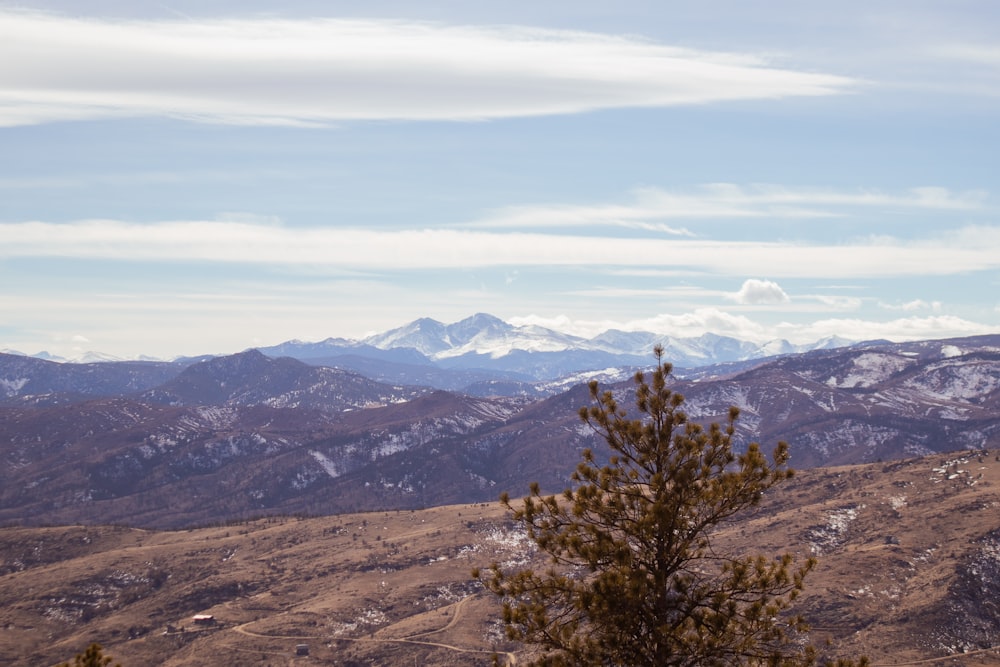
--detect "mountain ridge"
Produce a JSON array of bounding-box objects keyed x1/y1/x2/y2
[
  {"x1": 2, "y1": 334, "x2": 999, "y2": 529},
  {"x1": 8, "y1": 312, "x2": 856, "y2": 372},
  {"x1": 253, "y1": 313, "x2": 862, "y2": 383}
]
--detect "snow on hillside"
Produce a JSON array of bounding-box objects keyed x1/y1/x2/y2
[
  {"x1": 904, "y1": 359, "x2": 1000, "y2": 402},
  {"x1": 824, "y1": 352, "x2": 916, "y2": 389}
]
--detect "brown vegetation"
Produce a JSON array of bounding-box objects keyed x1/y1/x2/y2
[{"x1": 1, "y1": 449, "x2": 999, "y2": 666}]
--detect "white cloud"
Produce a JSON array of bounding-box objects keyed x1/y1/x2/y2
[
  {"x1": 0, "y1": 11, "x2": 855, "y2": 127},
  {"x1": 879, "y1": 299, "x2": 942, "y2": 312},
  {"x1": 473, "y1": 184, "x2": 986, "y2": 230},
  {"x1": 935, "y1": 44, "x2": 1000, "y2": 69},
  {"x1": 3, "y1": 218, "x2": 1000, "y2": 280},
  {"x1": 787, "y1": 315, "x2": 994, "y2": 344},
  {"x1": 812, "y1": 295, "x2": 864, "y2": 310},
  {"x1": 729, "y1": 279, "x2": 790, "y2": 305}
]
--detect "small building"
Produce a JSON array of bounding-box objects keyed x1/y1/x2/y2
[
  {"x1": 296, "y1": 644, "x2": 309, "y2": 656},
  {"x1": 192, "y1": 614, "x2": 216, "y2": 626}
]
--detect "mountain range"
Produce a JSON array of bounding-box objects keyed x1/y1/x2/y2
[
  {"x1": 2, "y1": 330, "x2": 998, "y2": 528},
  {"x1": 4, "y1": 313, "x2": 852, "y2": 384},
  {"x1": 258, "y1": 312, "x2": 854, "y2": 383},
  {"x1": 3, "y1": 322, "x2": 1000, "y2": 665}
]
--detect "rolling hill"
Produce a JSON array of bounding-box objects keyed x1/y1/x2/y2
[{"x1": 1, "y1": 449, "x2": 997, "y2": 666}]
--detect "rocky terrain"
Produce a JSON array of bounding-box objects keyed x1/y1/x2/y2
[{"x1": 1, "y1": 449, "x2": 998, "y2": 666}]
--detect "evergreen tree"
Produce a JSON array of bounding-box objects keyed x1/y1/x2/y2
[
  {"x1": 57, "y1": 643, "x2": 122, "y2": 667},
  {"x1": 475, "y1": 347, "x2": 866, "y2": 666}
]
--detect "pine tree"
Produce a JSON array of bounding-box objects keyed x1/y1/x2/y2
[
  {"x1": 57, "y1": 643, "x2": 122, "y2": 667},
  {"x1": 475, "y1": 346, "x2": 866, "y2": 666}
]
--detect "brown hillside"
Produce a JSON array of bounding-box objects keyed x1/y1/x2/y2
[{"x1": 1, "y1": 449, "x2": 998, "y2": 666}]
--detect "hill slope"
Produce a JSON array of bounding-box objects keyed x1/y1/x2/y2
[
  {"x1": 2, "y1": 337, "x2": 1000, "y2": 528},
  {"x1": 1, "y1": 449, "x2": 998, "y2": 666}
]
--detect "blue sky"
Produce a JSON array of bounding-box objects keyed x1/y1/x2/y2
[{"x1": 2, "y1": 1, "x2": 999, "y2": 360}]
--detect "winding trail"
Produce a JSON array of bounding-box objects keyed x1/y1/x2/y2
[
  {"x1": 404, "y1": 593, "x2": 474, "y2": 639},
  {"x1": 228, "y1": 593, "x2": 517, "y2": 665},
  {"x1": 868, "y1": 645, "x2": 1000, "y2": 666}
]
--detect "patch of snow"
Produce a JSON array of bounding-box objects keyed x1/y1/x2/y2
[
  {"x1": 194, "y1": 406, "x2": 239, "y2": 429},
  {"x1": 309, "y1": 450, "x2": 342, "y2": 479},
  {"x1": 888, "y1": 495, "x2": 907, "y2": 511},
  {"x1": 291, "y1": 467, "x2": 321, "y2": 490},
  {"x1": 0, "y1": 377, "x2": 28, "y2": 396},
  {"x1": 904, "y1": 360, "x2": 1000, "y2": 402},
  {"x1": 477, "y1": 523, "x2": 536, "y2": 568},
  {"x1": 808, "y1": 505, "x2": 863, "y2": 555},
  {"x1": 826, "y1": 353, "x2": 914, "y2": 389}
]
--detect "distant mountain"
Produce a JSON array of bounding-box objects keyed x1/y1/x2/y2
[
  {"x1": 261, "y1": 313, "x2": 859, "y2": 386},
  {"x1": 0, "y1": 389, "x2": 528, "y2": 528},
  {"x1": 2, "y1": 335, "x2": 999, "y2": 528},
  {"x1": 1, "y1": 348, "x2": 138, "y2": 363},
  {"x1": 5, "y1": 313, "x2": 857, "y2": 392},
  {"x1": 296, "y1": 354, "x2": 546, "y2": 396},
  {"x1": 256, "y1": 338, "x2": 432, "y2": 365},
  {"x1": 141, "y1": 349, "x2": 428, "y2": 411},
  {"x1": 674, "y1": 337, "x2": 1000, "y2": 467},
  {"x1": 0, "y1": 353, "x2": 186, "y2": 406}
]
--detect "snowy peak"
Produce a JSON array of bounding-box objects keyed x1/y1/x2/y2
[
  {"x1": 437, "y1": 316, "x2": 587, "y2": 359},
  {"x1": 364, "y1": 317, "x2": 453, "y2": 356},
  {"x1": 365, "y1": 313, "x2": 587, "y2": 360},
  {"x1": 445, "y1": 313, "x2": 512, "y2": 346},
  {"x1": 587, "y1": 329, "x2": 660, "y2": 354},
  {"x1": 307, "y1": 313, "x2": 862, "y2": 374},
  {"x1": 259, "y1": 336, "x2": 360, "y2": 359}
]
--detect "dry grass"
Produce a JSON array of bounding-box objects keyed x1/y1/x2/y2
[{"x1": 2, "y1": 449, "x2": 999, "y2": 666}]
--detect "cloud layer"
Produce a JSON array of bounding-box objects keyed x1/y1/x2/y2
[
  {"x1": 2, "y1": 218, "x2": 998, "y2": 280},
  {"x1": 0, "y1": 11, "x2": 855, "y2": 127},
  {"x1": 473, "y1": 185, "x2": 985, "y2": 230}
]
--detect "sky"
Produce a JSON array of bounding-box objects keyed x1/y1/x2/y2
[{"x1": 1, "y1": 1, "x2": 999, "y2": 360}]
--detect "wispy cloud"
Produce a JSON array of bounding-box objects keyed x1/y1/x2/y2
[
  {"x1": 811, "y1": 295, "x2": 865, "y2": 311},
  {"x1": 937, "y1": 44, "x2": 1000, "y2": 68},
  {"x1": 3, "y1": 218, "x2": 999, "y2": 280},
  {"x1": 0, "y1": 11, "x2": 855, "y2": 127},
  {"x1": 878, "y1": 299, "x2": 943, "y2": 312},
  {"x1": 472, "y1": 184, "x2": 986, "y2": 230},
  {"x1": 786, "y1": 315, "x2": 993, "y2": 344}
]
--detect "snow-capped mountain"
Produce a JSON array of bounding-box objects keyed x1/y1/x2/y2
[
  {"x1": 358, "y1": 313, "x2": 853, "y2": 368},
  {"x1": 263, "y1": 313, "x2": 856, "y2": 383},
  {"x1": 362, "y1": 313, "x2": 589, "y2": 359},
  {"x1": 7, "y1": 313, "x2": 855, "y2": 378},
  {"x1": 0, "y1": 349, "x2": 123, "y2": 363}
]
